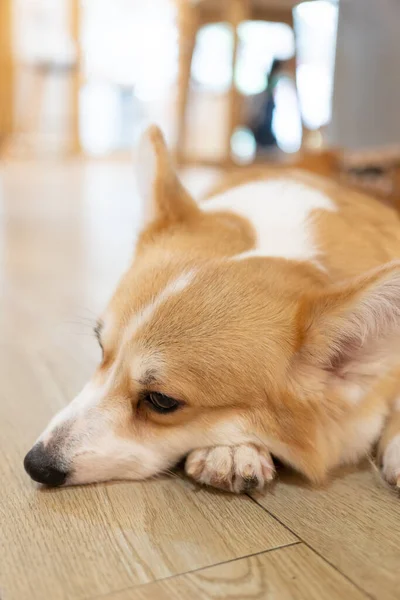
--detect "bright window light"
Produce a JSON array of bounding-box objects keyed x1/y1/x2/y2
[
  {"x1": 294, "y1": 0, "x2": 338, "y2": 129},
  {"x1": 231, "y1": 127, "x2": 256, "y2": 163},
  {"x1": 273, "y1": 78, "x2": 302, "y2": 153},
  {"x1": 192, "y1": 24, "x2": 233, "y2": 93},
  {"x1": 80, "y1": 82, "x2": 120, "y2": 154},
  {"x1": 192, "y1": 21, "x2": 294, "y2": 96},
  {"x1": 82, "y1": 0, "x2": 178, "y2": 99}
]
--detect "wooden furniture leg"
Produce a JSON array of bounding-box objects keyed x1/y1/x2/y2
[
  {"x1": 176, "y1": 2, "x2": 198, "y2": 164},
  {"x1": 225, "y1": 0, "x2": 249, "y2": 164},
  {"x1": 0, "y1": 0, "x2": 14, "y2": 150},
  {"x1": 70, "y1": 0, "x2": 81, "y2": 155}
]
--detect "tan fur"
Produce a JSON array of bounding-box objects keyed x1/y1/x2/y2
[
  {"x1": 96, "y1": 129, "x2": 400, "y2": 485},
  {"x1": 26, "y1": 126, "x2": 400, "y2": 490}
]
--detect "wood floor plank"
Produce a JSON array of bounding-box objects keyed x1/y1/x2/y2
[
  {"x1": 252, "y1": 466, "x2": 400, "y2": 600},
  {"x1": 102, "y1": 544, "x2": 367, "y2": 600}
]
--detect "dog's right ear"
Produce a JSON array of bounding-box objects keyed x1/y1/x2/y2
[{"x1": 136, "y1": 125, "x2": 199, "y2": 228}]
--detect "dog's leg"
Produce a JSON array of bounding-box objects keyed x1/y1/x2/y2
[
  {"x1": 378, "y1": 408, "x2": 400, "y2": 488},
  {"x1": 185, "y1": 444, "x2": 275, "y2": 493}
]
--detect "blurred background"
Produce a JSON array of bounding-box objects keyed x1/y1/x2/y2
[
  {"x1": 1, "y1": 0, "x2": 400, "y2": 196},
  {"x1": 1, "y1": 0, "x2": 339, "y2": 162}
]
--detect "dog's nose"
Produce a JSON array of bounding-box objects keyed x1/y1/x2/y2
[{"x1": 24, "y1": 443, "x2": 68, "y2": 486}]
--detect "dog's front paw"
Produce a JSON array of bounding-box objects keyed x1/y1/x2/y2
[{"x1": 185, "y1": 444, "x2": 275, "y2": 494}]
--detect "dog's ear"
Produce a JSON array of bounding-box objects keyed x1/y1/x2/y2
[
  {"x1": 298, "y1": 262, "x2": 400, "y2": 401},
  {"x1": 136, "y1": 125, "x2": 199, "y2": 227}
]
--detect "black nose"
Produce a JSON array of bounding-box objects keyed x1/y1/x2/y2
[{"x1": 24, "y1": 443, "x2": 68, "y2": 486}]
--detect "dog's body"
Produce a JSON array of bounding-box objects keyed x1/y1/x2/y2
[{"x1": 24, "y1": 127, "x2": 400, "y2": 492}]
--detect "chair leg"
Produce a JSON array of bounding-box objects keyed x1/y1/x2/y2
[
  {"x1": 69, "y1": 0, "x2": 81, "y2": 155},
  {"x1": 0, "y1": 0, "x2": 14, "y2": 147},
  {"x1": 31, "y1": 68, "x2": 46, "y2": 145},
  {"x1": 225, "y1": 0, "x2": 249, "y2": 164},
  {"x1": 176, "y1": 4, "x2": 198, "y2": 165}
]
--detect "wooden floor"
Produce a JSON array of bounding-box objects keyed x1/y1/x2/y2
[{"x1": 0, "y1": 161, "x2": 399, "y2": 600}]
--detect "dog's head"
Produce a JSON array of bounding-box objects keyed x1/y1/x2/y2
[{"x1": 24, "y1": 126, "x2": 400, "y2": 486}]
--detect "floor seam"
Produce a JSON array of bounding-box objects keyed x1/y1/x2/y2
[
  {"x1": 87, "y1": 540, "x2": 302, "y2": 600},
  {"x1": 246, "y1": 494, "x2": 374, "y2": 600}
]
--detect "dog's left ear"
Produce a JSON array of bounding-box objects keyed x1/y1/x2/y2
[
  {"x1": 136, "y1": 125, "x2": 199, "y2": 227},
  {"x1": 297, "y1": 263, "x2": 400, "y2": 401}
]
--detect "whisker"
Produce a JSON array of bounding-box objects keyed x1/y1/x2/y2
[
  {"x1": 161, "y1": 468, "x2": 182, "y2": 479},
  {"x1": 63, "y1": 320, "x2": 96, "y2": 329},
  {"x1": 64, "y1": 331, "x2": 98, "y2": 339},
  {"x1": 73, "y1": 305, "x2": 98, "y2": 318},
  {"x1": 72, "y1": 316, "x2": 96, "y2": 325}
]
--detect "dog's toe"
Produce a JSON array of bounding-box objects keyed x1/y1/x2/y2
[{"x1": 185, "y1": 444, "x2": 275, "y2": 494}]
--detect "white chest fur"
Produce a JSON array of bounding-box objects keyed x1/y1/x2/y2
[{"x1": 204, "y1": 179, "x2": 336, "y2": 261}]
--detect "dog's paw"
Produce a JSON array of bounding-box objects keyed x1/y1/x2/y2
[
  {"x1": 381, "y1": 435, "x2": 400, "y2": 488},
  {"x1": 185, "y1": 444, "x2": 275, "y2": 494}
]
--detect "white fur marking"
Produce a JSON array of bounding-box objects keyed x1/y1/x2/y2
[
  {"x1": 204, "y1": 179, "x2": 335, "y2": 261},
  {"x1": 39, "y1": 381, "x2": 106, "y2": 446},
  {"x1": 342, "y1": 382, "x2": 366, "y2": 406},
  {"x1": 382, "y1": 434, "x2": 400, "y2": 482},
  {"x1": 341, "y1": 412, "x2": 386, "y2": 464},
  {"x1": 70, "y1": 433, "x2": 165, "y2": 485},
  {"x1": 125, "y1": 269, "x2": 197, "y2": 340}
]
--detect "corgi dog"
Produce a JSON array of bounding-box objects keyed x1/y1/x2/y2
[{"x1": 24, "y1": 126, "x2": 400, "y2": 493}]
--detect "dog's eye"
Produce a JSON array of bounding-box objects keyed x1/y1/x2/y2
[{"x1": 144, "y1": 392, "x2": 181, "y2": 414}]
